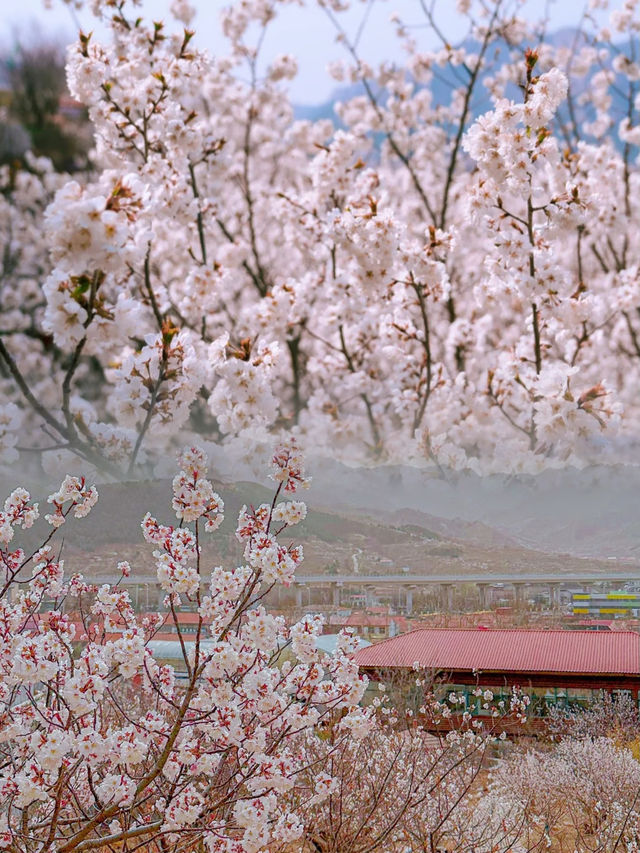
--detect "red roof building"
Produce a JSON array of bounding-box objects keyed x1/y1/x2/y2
[{"x1": 354, "y1": 628, "x2": 640, "y2": 716}]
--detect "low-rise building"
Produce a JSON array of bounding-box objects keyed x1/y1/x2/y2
[
  {"x1": 354, "y1": 627, "x2": 640, "y2": 720},
  {"x1": 572, "y1": 591, "x2": 640, "y2": 617},
  {"x1": 327, "y1": 609, "x2": 412, "y2": 641}
]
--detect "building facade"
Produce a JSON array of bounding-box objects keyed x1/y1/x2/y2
[{"x1": 354, "y1": 628, "x2": 640, "y2": 724}]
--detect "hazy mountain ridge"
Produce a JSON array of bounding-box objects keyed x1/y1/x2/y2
[
  {"x1": 303, "y1": 456, "x2": 640, "y2": 561},
  {"x1": 7, "y1": 469, "x2": 632, "y2": 582},
  {"x1": 386, "y1": 508, "x2": 518, "y2": 549},
  {"x1": 4, "y1": 447, "x2": 639, "y2": 564}
]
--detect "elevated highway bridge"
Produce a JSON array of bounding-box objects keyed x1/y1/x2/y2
[
  {"x1": 291, "y1": 571, "x2": 640, "y2": 612},
  {"x1": 89, "y1": 569, "x2": 640, "y2": 614}
]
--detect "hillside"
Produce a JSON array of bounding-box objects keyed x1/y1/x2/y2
[{"x1": 12, "y1": 477, "x2": 633, "y2": 583}]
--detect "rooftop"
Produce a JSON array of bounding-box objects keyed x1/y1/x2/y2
[{"x1": 353, "y1": 628, "x2": 640, "y2": 676}]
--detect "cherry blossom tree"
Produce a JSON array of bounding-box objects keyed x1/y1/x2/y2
[
  {"x1": 549, "y1": 691, "x2": 640, "y2": 743},
  {"x1": 492, "y1": 736, "x2": 640, "y2": 851},
  {"x1": 0, "y1": 435, "x2": 546, "y2": 853},
  {"x1": 275, "y1": 725, "x2": 471, "y2": 853},
  {"x1": 0, "y1": 440, "x2": 374, "y2": 852},
  {"x1": 267, "y1": 672, "x2": 530, "y2": 853},
  {"x1": 280, "y1": 721, "x2": 515, "y2": 853},
  {"x1": 2, "y1": 0, "x2": 640, "y2": 476}
]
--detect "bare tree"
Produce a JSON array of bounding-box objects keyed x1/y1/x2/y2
[{"x1": 3, "y1": 41, "x2": 90, "y2": 170}]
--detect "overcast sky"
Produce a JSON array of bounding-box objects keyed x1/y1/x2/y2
[{"x1": 1, "y1": 0, "x2": 614, "y2": 104}]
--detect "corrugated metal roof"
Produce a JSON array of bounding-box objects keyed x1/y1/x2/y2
[{"x1": 353, "y1": 629, "x2": 640, "y2": 675}]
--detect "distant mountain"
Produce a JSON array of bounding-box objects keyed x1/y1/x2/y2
[
  {"x1": 302, "y1": 455, "x2": 640, "y2": 562},
  {"x1": 387, "y1": 508, "x2": 518, "y2": 549},
  {"x1": 9, "y1": 465, "x2": 633, "y2": 582}
]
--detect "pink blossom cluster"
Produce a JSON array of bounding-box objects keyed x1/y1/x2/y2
[
  {"x1": 2, "y1": 0, "x2": 640, "y2": 475},
  {"x1": 0, "y1": 442, "x2": 370, "y2": 852}
]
